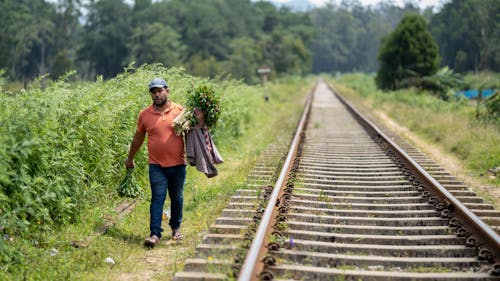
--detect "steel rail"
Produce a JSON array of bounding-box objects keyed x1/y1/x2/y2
[
  {"x1": 326, "y1": 82, "x2": 500, "y2": 259},
  {"x1": 238, "y1": 83, "x2": 316, "y2": 281}
]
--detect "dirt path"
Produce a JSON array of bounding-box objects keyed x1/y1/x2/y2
[{"x1": 114, "y1": 239, "x2": 191, "y2": 281}]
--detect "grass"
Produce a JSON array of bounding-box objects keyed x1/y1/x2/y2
[{"x1": 0, "y1": 73, "x2": 313, "y2": 280}]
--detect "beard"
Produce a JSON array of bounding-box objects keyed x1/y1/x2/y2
[{"x1": 153, "y1": 97, "x2": 167, "y2": 106}]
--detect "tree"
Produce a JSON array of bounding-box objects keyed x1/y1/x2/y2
[
  {"x1": 128, "y1": 22, "x2": 186, "y2": 68},
  {"x1": 223, "y1": 37, "x2": 262, "y2": 84},
  {"x1": 0, "y1": 0, "x2": 56, "y2": 81},
  {"x1": 78, "y1": 0, "x2": 132, "y2": 79},
  {"x1": 376, "y1": 13, "x2": 440, "y2": 90},
  {"x1": 259, "y1": 31, "x2": 311, "y2": 76},
  {"x1": 50, "y1": 0, "x2": 81, "y2": 79},
  {"x1": 430, "y1": 0, "x2": 499, "y2": 72}
]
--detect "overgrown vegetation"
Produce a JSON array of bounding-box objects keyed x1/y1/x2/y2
[
  {"x1": 332, "y1": 73, "x2": 499, "y2": 187},
  {"x1": 0, "y1": 64, "x2": 311, "y2": 280}
]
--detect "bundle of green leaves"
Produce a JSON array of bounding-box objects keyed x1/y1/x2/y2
[
  {"x1": 116, "y1": 169, "x2": 141, "y2": 198},
  {"x1": 173, "y1": 84, "x2": 221, "y2": 135}
]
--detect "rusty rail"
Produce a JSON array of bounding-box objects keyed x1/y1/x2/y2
[{"x1": 238, "y1": 84, "x2": 316, "y2": 281}]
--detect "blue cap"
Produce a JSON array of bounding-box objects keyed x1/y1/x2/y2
[{"x1": 148, "y1": 78, "x2": 168, "y2": 90}]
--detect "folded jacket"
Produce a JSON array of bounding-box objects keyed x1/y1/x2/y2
[{"x1": 185, "y1": 127, "x2": 223, "y2": 178}]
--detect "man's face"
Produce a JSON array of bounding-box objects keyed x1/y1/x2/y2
[{"x1": 150, "y1": 87, "x2": 169, "y2": 106}]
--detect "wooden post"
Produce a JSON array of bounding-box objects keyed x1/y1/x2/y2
[{"x1": 257, "y1": 66, "x2": 271, "y2": 101}]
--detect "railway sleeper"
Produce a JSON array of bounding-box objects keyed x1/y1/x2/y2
[
  {"x1": 298, "y1": 171, "x2": 404, "y2": 177},
  {"x1": 466, "y1": 204, "x2": 495, "y2": 210},
  {"x1": 287, "y1": 213, "x2": 449, "y2": 227},
  {"x1": 271, "y1": 249, "x2": 484, "y2": 269},
  {"x1": 293, "y1": 188, "x2": 421, "y2": 197},
  {"x1": 284, "y1": 229, "x2": 465, "y2": 245},
  {"x1": 173, "y1": 271, "x2": 226, "y2": 281},
  {"x1": 302, "y1": 178, "x2": 410, "y2": 186},
  {"x1": 181, "y1": 258, "x2": 233, "y2": 273},
  {"x1": 300, "y1": 175, "x2": 414, "y2": 182},
  {"x1": 194, "y1": 243, "x2": 238, "y2": 258},
  {"x1": 268, "y1": 263, "x2": 496, "y2": 281},
  {"x1": 298, "y1": 165, "x2": 400, "y2": 172},
  {"x1": 302, "y1": 183, "x2": 416, "y2": 192},
  {"x1": 290, "y1": 200, "x2": 436, "y2": 211},
  {"x1": 202, "y1": 233, "x2": 243, "y2": 244},
  {"x1": 215, "y1": 217, "x2": 253, "y2": 226},
  {"x1": 280, "y1": 240, "x2": 477, "y2": 258},
  {"x1": 291, "y1": 206, "x2": 440, "y2": 218},
  {"x1": 286, "y1": 221, "x2": 457, "y2": 236},
  {"x1": 209, "y1": 224, "x2": 246, "y2": 235},
  {"x1": 292, "y1": 194, "x2": 426, "y2": 204},
  {"x1": 221, "y1": 208, "x2": 255, "y2": 218}
]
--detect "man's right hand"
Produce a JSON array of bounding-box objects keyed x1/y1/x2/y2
[{"x1": 124, "y1": 158, "x2": 135, "y2": 169}]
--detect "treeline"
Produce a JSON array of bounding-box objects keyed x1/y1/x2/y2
[{"x1": 0, "y1": 0, "x2": 497, "y2": 84}]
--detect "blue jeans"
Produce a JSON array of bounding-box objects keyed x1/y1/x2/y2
[{"x1": 148, "y1": 164, "x2": 186, "y2": 238}]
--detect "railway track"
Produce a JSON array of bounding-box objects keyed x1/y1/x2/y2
[{"x1": 174, "y1": 80, "x2": 500, "y2": 280}]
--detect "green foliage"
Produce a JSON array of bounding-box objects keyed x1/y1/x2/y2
[
  {"x1": 430, "y1": 0, "x2": 499, "y2": 72},
  {"x1": 79, "y1": 0, "x2": 132, "y2": 79},
  {"x1": 463, "y1": 72, "x2": 499, "y2": 121},
  {"x1": 478, "y1": 92, "x2": 499, "y2": 122},
  {"x1": 224, "y1": 37, "x2": 262, "y2": 84},
  {"x1": 376, "y1": 13, "x2": 440, "y2": 91},
  {"x1": 128, "y1": 22, "x2": 186, "y2": 68},
  {"x1": 420, "y1": 66, "x2": 466, "y2": 99},
  {"x1": 463, "y1": 72, "x2": 500, "y2": 89},
  {"x1": 173, "y1": 84, "x2": 222, "y2": 135},
  {"x1": 186, "y1": 85, "x2": 221, "y2": 129},
  {"x1": 260, "y1": 31, "x2": 311, "y2": 76},
  {"x1": 116, "y1": 169, "x2": 141, "y2": 198}
]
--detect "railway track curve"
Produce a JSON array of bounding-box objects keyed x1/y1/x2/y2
[{"x1": 174, "y1": 80, "x2": 500, "y2": 281}]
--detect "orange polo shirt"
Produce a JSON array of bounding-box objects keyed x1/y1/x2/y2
[{"x1": 137, "y1": 103, "x2": 185, "y2": 167}]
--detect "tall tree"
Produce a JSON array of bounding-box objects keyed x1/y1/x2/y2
[
  {"x1": 259, "y1": 30, "x2": 310, "y2": 75},
  {"x1": 128, "y1": 22, "x2": 186, "y2": 67},
  {"x1": 0, "y1": 0, "x2": 55, "y2": 81},
  {"x1": 311, "y1": 4, "x2": 365, "y2": 73},
  {"x1": 78, "y1": 0, "x2": 132, "y2": 79},
  {"x1": 430, "y1": 0, "x2": 499, "y2": 72},
  {"x1": 50, "y1": 0, "x2": 81, "y2": 79},
  {"x1": 224, "y1": 37, "x2": 262, "y2": 84},
  {"x1": 376, "y1": 13, "x2": 440, "y2": 90}
]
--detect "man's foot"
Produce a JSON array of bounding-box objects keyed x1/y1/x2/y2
[
  {"x1": 172, "y1": 229, "x2": 183, "y2": 240},
  {"x1": 144, "y1": 235, "x2": 160, "y2": 248}
]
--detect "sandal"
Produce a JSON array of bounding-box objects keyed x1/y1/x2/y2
[
  {"x1": 144, "y1": 235, "x2": 160, "y2": 248},
  {"x1": 172, "y1": 230, "x2": 184, "y2": 240}
]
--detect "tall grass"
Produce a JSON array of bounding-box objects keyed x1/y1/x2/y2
[
  {"x1": 331, "y1": 73, "x2": 499, "y2": 186},
  {"x1": 0, "y1": 64, "x2": 312, "y2": 279}
]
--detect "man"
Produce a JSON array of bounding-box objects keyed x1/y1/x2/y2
[{"x1": 125, "y1": 78, "x2": 204, "y2": 247}]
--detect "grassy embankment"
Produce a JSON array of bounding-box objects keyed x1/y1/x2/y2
[
  {"x1": 0, "y1": 65, "x2": 313, "y2": 280},
  {"x1": 329, "y1": 73, "x2": 499, "y2": 205}
]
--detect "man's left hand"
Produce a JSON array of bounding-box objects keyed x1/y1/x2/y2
[{"x1": 193, "y1": 108, "x2": 205, "y2": 127}]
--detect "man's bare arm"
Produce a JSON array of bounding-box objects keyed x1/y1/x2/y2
[{"x1": 125, "y1": 130, "x2": 146, "y2": 169}]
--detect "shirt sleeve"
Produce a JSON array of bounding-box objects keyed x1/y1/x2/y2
[{"x1": 137, "y1": 112, "x2": 146, "y2": 133}]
